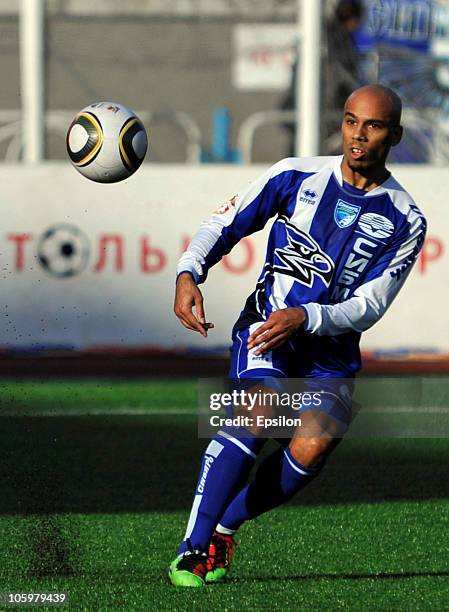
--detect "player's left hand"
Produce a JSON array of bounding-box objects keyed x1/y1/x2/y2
[{"x1": 247, "y1": 307, "x2": 306, "y2": 355}]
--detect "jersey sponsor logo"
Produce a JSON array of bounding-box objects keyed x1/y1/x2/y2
[
  {"x1": 299, "y1": 189, "x2": 318, "y2": 205},
  {"x1": 334, "y1": 200, "x2": 361, "y2": 228},
  {"x1": 331, "y1": 236, "x2": 379, "y2": 301},
  {"x1": 273, "y1": 217, "x2": 334, "y2": 288},
  {"x1": 357, "y1": 213, "x2": 395, "y2": 240}
]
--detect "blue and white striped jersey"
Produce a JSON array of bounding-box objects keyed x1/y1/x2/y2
[{"x1": 178, "y1": 156, "x2": 427, "y2": 374}]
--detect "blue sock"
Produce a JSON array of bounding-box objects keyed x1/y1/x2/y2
[
  {"x1": 219, "y1": 446, "x2": 321, "y2": 531},
  {"x1": 178, "y1": 428, "x2": 264, "y2": 554}
]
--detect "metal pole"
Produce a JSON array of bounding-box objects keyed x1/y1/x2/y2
[
  {"x1": 20, "y1": 0, "x2": 45, "y2": 162},
  {"x1": 296, "y1": 0, "x2": 322, "y2": 157}
]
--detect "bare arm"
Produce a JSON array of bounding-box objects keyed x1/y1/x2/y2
[{"x1": 174, "y1": 272, "x2": 214, "y2": 338}]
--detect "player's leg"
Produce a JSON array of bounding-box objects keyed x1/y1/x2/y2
[
  {"x1": 204, "y1": 411, "x2": 330, "y2": 584},
  {"x1": 216, "y1": 385, "x2": 351, "y2": 535},
  {"x1": 170, "y1": 324, "x2": 287, "y2": 587},
  {"x1": 205, "y1": 379, "x2": 287, "y2": 584},
  {"x1": 169, "y1": 427, "x2": 263, "y2": 587},
  {"x1": 215, "y1": 417, "x2": 328, "y2": 532},
  {"x1": 203, "y1": 324, "x2": 296, "y2": 583}
]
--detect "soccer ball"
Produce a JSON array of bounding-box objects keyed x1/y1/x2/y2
[{"x1": 66, "y1": 101, "x2": 148, "y2": 183}]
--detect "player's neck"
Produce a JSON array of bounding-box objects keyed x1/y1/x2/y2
[{"x1": 341, "y1": 160, "x2": 391, "y2": 191}]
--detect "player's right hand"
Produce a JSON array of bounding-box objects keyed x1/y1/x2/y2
[{"x1": 174, "y1": 272, "x2": 214, "y2": 338}]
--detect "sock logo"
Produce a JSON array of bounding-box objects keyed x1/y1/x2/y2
[{"x1": 197, "y1": 455, "x2": 214, "y2": 493}]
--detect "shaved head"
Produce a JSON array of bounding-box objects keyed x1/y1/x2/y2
[
  {"x1": 345, "y1": 85, "x2": 402, "y2": 127},
  {"x1": 340, "y1": 84, "x2": 403, "y2": 188}
]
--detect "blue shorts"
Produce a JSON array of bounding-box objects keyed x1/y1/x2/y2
[{"x1": 229, "y1": 323, "x2": 354, "y2": 429}]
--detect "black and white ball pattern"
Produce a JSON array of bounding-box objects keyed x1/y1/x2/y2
[
  {"x1": 66, "y1": 102, "x2": 148, "y2": 183},
  {"x1": 67, "y1": 111, "x2": 103, "y2": 168}
]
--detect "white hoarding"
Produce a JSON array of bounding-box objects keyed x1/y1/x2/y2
[
  {"x1": 232, "y1": 24, "x2": 298, "y2": 91},
  {"x1": 0, "y1": 164, "x2": 446, "y2": 353}
]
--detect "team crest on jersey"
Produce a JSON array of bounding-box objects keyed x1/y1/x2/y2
[
  {"x1": 357, "y1": 213, "x2": 394, "y2": 240},
  {"x1": 334, "y1": 200, "x2": 361, "y2": 228},
  {"x1": 272, "y1": 217, "x2": 334, "y2": 287}
]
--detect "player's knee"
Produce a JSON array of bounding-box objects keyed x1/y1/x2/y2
[{"x1": 288, "y1": 436, "x2": 334, "y2": 468}]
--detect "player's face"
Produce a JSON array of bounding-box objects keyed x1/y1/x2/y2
[{"x1": 341, "y1": 91, "x2": 402, "y2": 174}]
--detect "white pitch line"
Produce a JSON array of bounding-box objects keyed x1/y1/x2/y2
[
  {"x1": 0, "y1": 407, "x2": 198, "y2": 417},
  {"x1": 0, "y1": 406, "x2": 448, "y2": 417},
  {"x1": 363, "y1": 406, "x2": 449, "y2": 414}
]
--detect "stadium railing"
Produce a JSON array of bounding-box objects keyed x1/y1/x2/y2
[{"x1": 0, "y1": 109, "x2": 203, "y2": 164}]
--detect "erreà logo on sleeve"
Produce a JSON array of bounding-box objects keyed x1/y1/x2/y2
[{"x1": 299, "y1": 189, "x2": 318, "y2": 205}]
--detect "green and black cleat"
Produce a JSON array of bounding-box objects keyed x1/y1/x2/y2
[{"x1": 169, "y1": 545, "x2": 209, "y2": 588}]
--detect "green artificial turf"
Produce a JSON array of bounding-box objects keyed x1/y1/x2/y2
[
  {"x1": 0, "y1": 378, "x2": 448, "y2": 610},
  {"x1": 1, "y1": 501, "x2": 449, "y2": 610}
]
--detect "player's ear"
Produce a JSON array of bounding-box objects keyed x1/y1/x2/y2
[{"x1": 390, "y1": 125, "x2": 403, "y2": 146}]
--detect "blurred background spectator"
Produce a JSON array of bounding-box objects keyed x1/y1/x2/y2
[
  {"x1": 280, "y1": 0, "x2": 364, "y2": 156},
  {"x1": 324, "y1": 0, "x2": 363, "y2": 112}
]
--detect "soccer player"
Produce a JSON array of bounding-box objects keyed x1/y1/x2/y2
[{"x1": 170, "y1": 85, "x2": 427, "y2": 587}]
